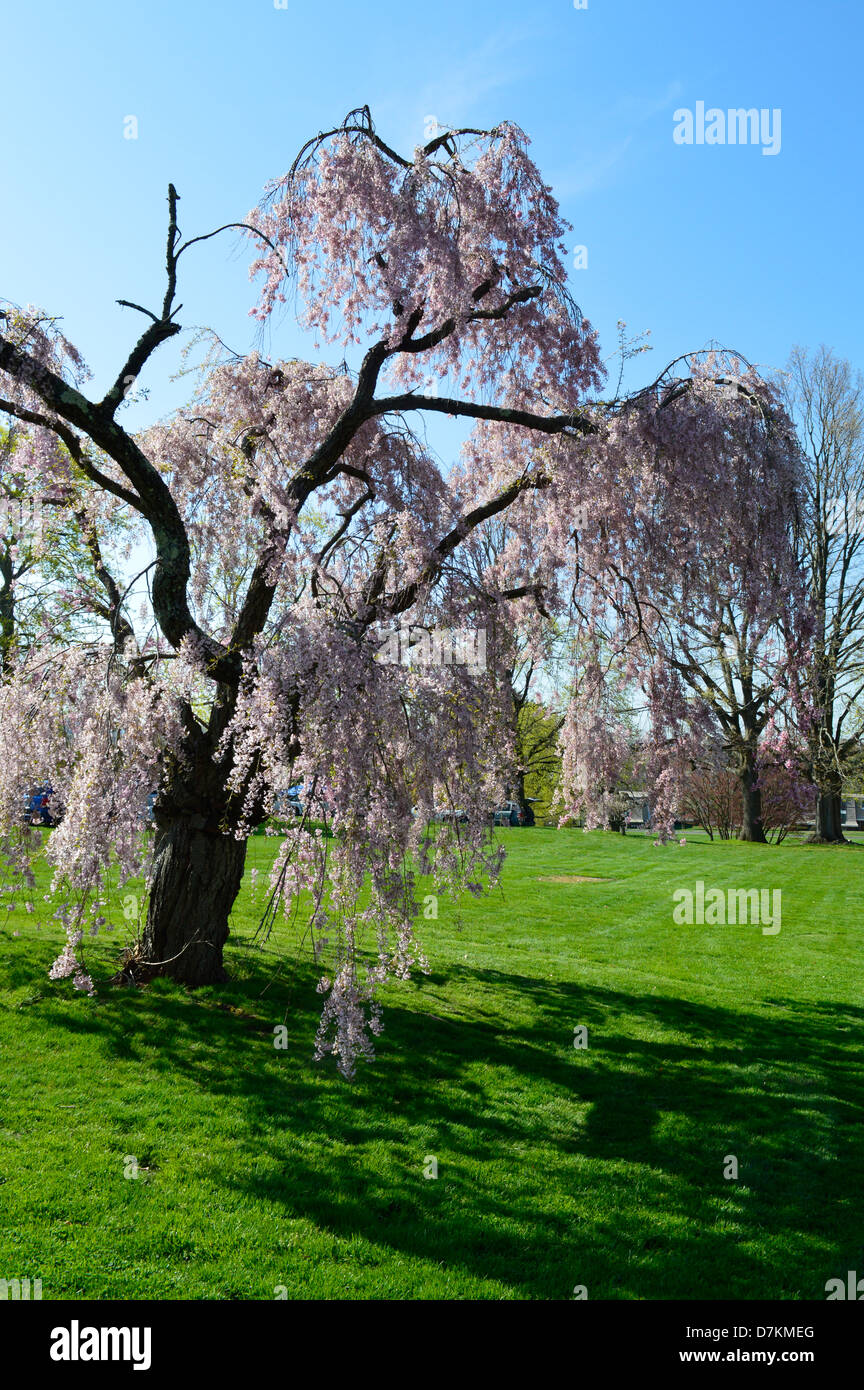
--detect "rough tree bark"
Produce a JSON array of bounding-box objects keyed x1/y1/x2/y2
[
  {"x1": 810, "y1": 788, "x2": 846, "y2": 844},
  {"x1": 738, "y1": 751, "x2": 767, "y2": 843},
  {"x1": 137, "y1": 816, "x2": 248, "y2": 985},
  {"x1": 129, "y1": 698, "x2": 257, "y2": 986}
]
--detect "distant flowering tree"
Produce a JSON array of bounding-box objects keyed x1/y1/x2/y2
[
  {"x1": 562, "y1": 356, "x2": 810, "y2": 842},
  {"x1": 756, "y1": 725, "x2": 817, "y2": 844},
  {"x1": 681, "y1": 721, "x2": 815, "y2": 843},
  {"x1": 0, "y1": 109, "x2": 807, "y2": 1074}
]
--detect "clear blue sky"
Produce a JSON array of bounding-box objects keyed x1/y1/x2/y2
[{"x1": 1, "y1": 0, "x2": 861, "y2": 431}]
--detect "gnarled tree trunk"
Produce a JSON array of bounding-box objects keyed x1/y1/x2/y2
[
  {"x1": 137, "y1": 815, "x2": 248, "y2": 985},
  {"x1": 128, "y1": 713, "x2": 255, "y2": 987}
]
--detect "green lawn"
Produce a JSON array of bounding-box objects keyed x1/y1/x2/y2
[{"x1": 1, "y1": 827, "x2": 862, "y2": 1300}]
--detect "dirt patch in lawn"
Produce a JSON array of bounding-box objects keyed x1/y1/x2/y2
[{"x1": 536, "y1": 875, "x2": 609, "y2": 884}]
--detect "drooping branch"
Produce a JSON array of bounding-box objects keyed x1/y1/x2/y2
[{"x1": 0, "y1": 333, "x2": 236, "y2": 681}]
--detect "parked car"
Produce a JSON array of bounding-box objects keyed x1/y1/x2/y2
[
  {"x1": 430, "y1": 807, "x2": 469, "y2": 824},
  {"x1": 493, "y1": 800, "x2": 524, "y2": 827}
]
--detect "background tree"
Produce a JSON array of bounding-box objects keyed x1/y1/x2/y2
[
  {"x1": 0, "y1": 330, "x2": 138, "y2": 673},
  {"x1": 515, "y1": 697, "x2": 563, "y2": 825},
  {"x1": 779, "y1": 345, "x2": 864, "y2": 842},
  {"x1": 683, "y1": 746, "x2": 742, "y2": 840},
  {"x1": 567, "y1": 357, "x2": 809, "y2": 842},
  {"x1": 559, "y1": 650, "x2": 640, "y2": 833},
  {"x1": 682, "y1": 724, "x2": 815, "y2": 843},
  {"x1": 453, "y1": 512, "x2": 565, "y2": 825},
  {"x1": 757, "y1": 732, "x2": 816, "y2": 844}
]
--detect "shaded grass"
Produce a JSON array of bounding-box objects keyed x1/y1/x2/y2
[{"x1": 0, "y1": 828, "x2": 862, "y2": 1299}]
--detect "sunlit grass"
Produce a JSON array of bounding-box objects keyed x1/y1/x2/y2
[{"x1": 0, "y1": 827, "x2": 861, "y2": 1299}]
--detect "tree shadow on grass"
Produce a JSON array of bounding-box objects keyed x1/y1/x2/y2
[{"x1": 32, "y1": 949, "x2": 864, "y2": 1300}]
